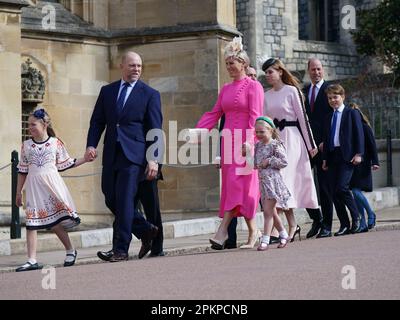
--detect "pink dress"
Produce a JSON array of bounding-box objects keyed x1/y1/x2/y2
[
  {"x1": 17, "y1": 137, "x2": 81, "y2": 230},
  {"x1": 196, "y1": 77, "x2": 264, "y2": 219},
  {"x1": 264, "y1": 85, "x2": 319, "y2": 209}
]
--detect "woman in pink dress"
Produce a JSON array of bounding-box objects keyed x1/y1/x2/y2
[
  {"x1": 262, "y1": 58, "x2": 319, "y2": 240},
  {"x1": 195, "y1": 37, "x2": 264, "y2": 249}
]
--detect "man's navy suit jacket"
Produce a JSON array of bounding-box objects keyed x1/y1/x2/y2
[
  {"x1": 304, "y1": 81, "x2": 332, "y2": 146},
  {"x1": 87, "y1": 80, "x2": 163, "y2": 168}
]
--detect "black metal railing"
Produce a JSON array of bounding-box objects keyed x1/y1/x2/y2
[
  {"x1": 10, "y1": 151, "x2": 21, "y2": 239},
  {"x1": 363, "y1": 106, "x2": 400, "y2": 139},
  {"x1": 386, "y1": 130, "x2": 393, "y2": 187}
]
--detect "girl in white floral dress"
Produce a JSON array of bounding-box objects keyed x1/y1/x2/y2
[
  {"x1": 15, "y1": 109, "x2": 90, "y2": 272},
  {"x1": 253, "y1": 117, "x2": 291, "y2": 251}
]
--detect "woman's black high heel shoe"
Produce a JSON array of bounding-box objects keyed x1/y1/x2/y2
[
  {"x1": 209, "y1": 237, "x2": 228, "y2": 250},
  {"x1": 290, "y1": 225, "x2": 301, "y2": 243}
]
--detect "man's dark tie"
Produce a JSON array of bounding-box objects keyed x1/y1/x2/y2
[
  {"x1": 310, "y1": 85, "x2": 316, "y2": 113},
  {"x1": 329, "y1": 110, "x2": 338, "y2": 151},
  {"x1": 116, "y1": 82, "x2": 130, "y2": 116}
]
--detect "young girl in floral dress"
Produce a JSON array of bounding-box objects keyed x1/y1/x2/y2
[
  {"x1": 15, "y1": 109, "x2": 90, "y2": 272},
  {"x1": 253, "y1": 117, "x2": 291, "y2": 251}
]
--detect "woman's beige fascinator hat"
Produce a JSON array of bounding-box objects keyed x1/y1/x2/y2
[{"x1": 223, "y1": 36, "x2": 250, "y2": 65}]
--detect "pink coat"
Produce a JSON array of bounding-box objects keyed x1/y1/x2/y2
[
  {"x1": 196, "y1": 77, "x2": 264, "y2": 219},
  {"x1": 264, "y1": 85, "x2": 319, "y2": 209}
]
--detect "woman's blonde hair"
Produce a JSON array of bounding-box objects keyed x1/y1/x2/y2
[
  {"x1": 349, "y1": 102, "x2": 371, "y2": 127},
  {"x1": 30, "y1": 108, "x2": 56, "y2": 137},
  {"x1": 224, "y1": 36, "x2": 250, "y2": 67}
]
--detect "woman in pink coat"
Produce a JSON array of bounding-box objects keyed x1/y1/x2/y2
[{"x1": 195, "y1": 37, "x2": 264, "y2": 249}]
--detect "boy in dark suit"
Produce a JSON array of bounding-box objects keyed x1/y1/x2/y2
[{"x1": 322, "y1": 84, "x2": 364, "y2": 236}]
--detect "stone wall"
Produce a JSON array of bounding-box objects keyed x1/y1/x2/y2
[
  {"x1": 236, "y1": 0, "x2": 250, "y2": 48},
  {"x1": 0, "y1": 1, "x2": 25, "y2": 214},
  {"x1": 60, "y1": 0, "x2": 235, "y2": 30},
  {"x1": 19, "y1": 37, "x2": 110, "y2": 224}
]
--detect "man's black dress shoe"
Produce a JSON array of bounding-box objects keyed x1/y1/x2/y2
[
  {"x1": 211, "y1": 242, "x2": 237, "y2": 250},
  {"x1": 16, "y1": 261, "x2": 43, "y2": 272},
  {"x1": 350, "y1": 220, "x2": 361, "y2": 234},
  {"x1": 225, "y1": 243, "x2": 237, "y2": 249},
  {"x1": 334, "y1": 226, "x2": 350, "y2": 236},
  {"x1": 316, "y1": 229, "x2": 332, "y2": 238},
  {"x1": 306, "y1": 221, "x2": 322, "y2": 238},
  {"x1": 149, "y1": 251, "x2": 165, "y2": 257},
  {"x1": 138, "y1": 225, "x2": 159, "y2": 259},
  {"x1": 109, "y1": 252, "x2": 129, "y2": 262},
  {"x1": 97, "y1": 249, "x2": 113, "y2": 262}
]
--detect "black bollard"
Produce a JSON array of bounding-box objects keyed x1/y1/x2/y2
[
  {"x1": 11, "y1": 150, "x2": 21, "y2": 239},
  {"x1": 386, "y1": 130, "x2": 393, "y2": 187}
]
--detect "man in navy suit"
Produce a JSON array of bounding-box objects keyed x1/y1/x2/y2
[
  {"x1": 322, "y1": 84, "x2": 364, "y2": 236},
  {"x1": 86, "y1": 51, "x2": 163, "y2": 262},
  {"x1": 303, "y1": 58, "x2": 334, "y2": 238}
]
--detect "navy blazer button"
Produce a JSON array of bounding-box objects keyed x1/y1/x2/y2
[{"x1": 116, "y1": 123, "x2": 120, "y2": 127}]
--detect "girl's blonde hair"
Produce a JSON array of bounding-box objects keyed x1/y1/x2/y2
[
  {"x1": 30, "y1": 108, "x2": 56, "y2": 137},
  {"x1": 349, "y1": 102, "x2": 371, "y2": 127},
  {"x1": 255, "y1": 118, "x2": 281, "y2": 142}
]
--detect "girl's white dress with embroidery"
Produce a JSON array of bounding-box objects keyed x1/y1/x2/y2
[
  {"x1": 254, "y1": 139, "x2": 291, "y2": 210},
  {"x1": 17, "y1": 137, "x2": 80, "y2": 230}
]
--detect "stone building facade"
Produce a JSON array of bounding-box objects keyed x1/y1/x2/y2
[
  {"x1": 0, "y1": 0, "x2": 238, "y2": 225},
  {"x1": 236, "y1": 0, "x2": 381, "y2": 82},
  {"x1": 0, "y1": 0, "x2": 392, "y2": 226}
]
